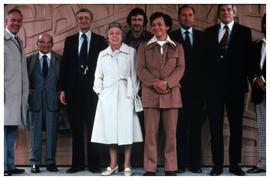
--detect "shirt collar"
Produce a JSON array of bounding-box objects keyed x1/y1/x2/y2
[
  {"x1": 180, "y1": 27, "x2": 193, "y2": 35},
  {"x1": 39, "y1": 52, "x2": 51, "y2": 60},
  {"x1": 102, "y1": 43, "x2": 129, "y2": 56},
  {"x1": 220, "y1": 20, "x2": 234, "y2": 31},
  {"x1": 146, "y1": 35, "x2": 176, "y2": 47},
  {"x1": 79, "y1": 30, "x2": 92, "y2": 41}
]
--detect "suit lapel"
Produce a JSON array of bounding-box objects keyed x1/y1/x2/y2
[{"x1": 228, "y1": 23, "x2": 238, "y2": 50}]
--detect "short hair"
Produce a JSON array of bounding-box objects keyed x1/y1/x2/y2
[
  {"x1": 149, "y1": 12, "x2": 172, "y2": 32},
  {"x1": 76, "y1": 8, "x2": 93, "y2": 20},
  {"x1": 178, "y1": 5, "x2": 195, "y2": 16},
  {"x1": 218, "y1": 4, "x2": 237, "y2": 15},
  {"x1": 37, "y1": 33, "x2": 53, "y2": 44},
  {"x1": 127, "y1": 7, "x2": 148, "y2": 27},
  {"x1": 6, "y1": 8, "x2": 23, "y2": 19},
  {"x1": 105, "y1": 22, "x2": 125, "y2": 40}
]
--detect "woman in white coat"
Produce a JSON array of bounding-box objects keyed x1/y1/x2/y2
[{"x1": 91, "y1": 22, "x2": 143, "y2": 176}]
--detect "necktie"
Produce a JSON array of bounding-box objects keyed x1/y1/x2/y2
[
  {"x1": 219, "y1": 25, "x2": 229, "y2": 49},
  {"x1": 14, "y1": 36, "x2": 22, "y2": 51},
  {"x1": 79, "y1": 33, "x2": 88, "y2": 68},
  {"x1": 42, "y1": 55, "x2": 48, "y2": 78},
  {"x1": 183, "y1": 31, "x2": 192, "y2": 56}
]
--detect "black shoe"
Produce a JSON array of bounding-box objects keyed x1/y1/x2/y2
[
  {"x1": 47, "y1": 164, "x2": 58, "y2": 172},
  {"x1": 66, "y1": 167, "x2": 85, "y2": 173},
  {"x1": 4, "y1": 171, "x2": 12, "y2": 176},
  {"x1": 246, "y1": 167, "x2": 266, "y2": 173},
  {"x1": 229, "y1": 164, "x2": 245, "y2": 176},
  {"x1": 210, "y1": 166, "x2": 223, "y2": 176},
  {"x1": 165, "y1": 171, "x2": 177, "y2": 176},
  {"x1": 88, "y1": 167, "x2": 100, "y2": 173},
  {"x1": 31, "y1": 164, "x2": 40, "y2": 173},
  {"x1": 178, "y1": 167, "x2": 186, "y2": 173},
  {"x1": 10, "y1": 168, "x2": 25, "y2": 174},
  {"x1": 190, "y1": 167, "x2": 202, "y2": 173},
  {"x1": 143, "y1": 171, "x2": 156, "y2": 176}
]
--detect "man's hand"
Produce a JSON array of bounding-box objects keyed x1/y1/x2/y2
[
  {"x1": 153, "y1": 79, "x2": 169, "y2": 94},
  {"x1": 254, "y1": 76, "x2": 266, "y2": 92},
  {"x1": 59, "y1": 91, "x2": 67, "y2": 105}
]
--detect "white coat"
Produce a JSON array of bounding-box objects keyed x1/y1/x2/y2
[{"x1": 91, "y1": 43, "x2": 143, "y2": 145}]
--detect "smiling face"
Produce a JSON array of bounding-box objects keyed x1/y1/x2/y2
[
  {"x1": 76, "y1": 12, "x2": 92, "y2": 32},
  {"x1": 130, "y1": 14, "x2": 144, "y2": 33},
  {"x1": 219, "y1": 5, "x2": 236, "y2": 24},
  {"x1": 108, "y1": 27, "x2": 122, "y2": 48},
  {"x1": 179, "y1": 7, "x2": 194, "y2": 29},
  {"x1": 37, "y1": 34, "x2": 53, "y2": 54},
  {"x1": 5, "y1": 11, "x2": 23, "y2": 35},
  {"x1": 151, "y1": 16, "x2": 169, "y2": 41}
]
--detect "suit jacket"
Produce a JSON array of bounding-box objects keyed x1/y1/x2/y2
[
  {"x1": 59, "y1": 32, "x2": 107, "y2": 102},
  {"x1": 27, "y1": 52, "x2": 62, "y2": 111},
  {"x1": 136, "y1": 40, "x2": 185, "y2": 108},
  {"x1": 169, "y1": 28, "x2": 205, "y2": 99},
  {"x1": 4, "y1": 29, "x2": 29, "y2": 127},
  {"x1": 204, "y1": 23, "x2": 252, "y2": 96},
  {"x1": 248, "y1": 39, "x2": 266, "y2": 104}
]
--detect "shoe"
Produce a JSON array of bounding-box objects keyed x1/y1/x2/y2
[
  {"x1": 229, "y1": 164, "x2": 245, "y2": 176},
  {"x1": 10, "y1": 168, "x2": 25, "y2": 174},
  {"x1": 178, "y1": 167, "x2": 186, "y2": 173},
  {"x1": 47, "y1": 164, "x2": 58, "y2": 172},
  {"x1": 246, "y1": 167, "x2": 266, "y2": 173},
  {"x1": 66, "y1": 167, "x2": 85, "y2": 173},
  {"x1": 165, "y1": 171, "x2": 177, "y2": 176},
  {"x1": 31, "y1": 164, "x2": 40, "y2": 173},
  {"x1": 4, "y1": 171, "x2": 12, "y2": 176},
  {"x1": 101, "y1": 165, "x2": 118, "y2": 176},
  {"x1": 88, "y1": 167, "x2": 100, "y2": 173},
  {"x1": 210, "y1": 166, "x2": 223, "y2": 176},
  {"x1": 190, "y1": 167, "x2": 202, "y2": 173},
  {"x1": 124, "y1": 167, "x2": 133, "y2": 176},
  {"x1": 143, "y1": 171, "x2": 156, "y2": 176}
]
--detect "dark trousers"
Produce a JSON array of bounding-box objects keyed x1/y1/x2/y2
[
  {"x1": 207, "y1": 91, "x2": 245, "y2": 166},
  {"x1": 177, "y1": 98, "x2": 202, "y2": 169},
  {"x1": 4, "y1": 126, "x2": 17, "y2": 171},
  {"x1": 67, "y1": 79, "x2": 100, "y2": 170}
]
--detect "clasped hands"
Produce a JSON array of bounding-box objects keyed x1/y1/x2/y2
[{"x1": 153, "y1": 79, "x2": 169, "y2": 95}]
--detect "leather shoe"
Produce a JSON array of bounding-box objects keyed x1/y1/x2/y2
[
  {"x1": 210, "y1": 166, "x2": 223, "y2": 176},
  {"x1": 165, "y1": 171, "x2": 176, "y2": 176},
  {"x1": 66, "y1": 167, "x2": 85, "y2": 173},
  {"x1": 10, "y1": 168, "x2": 25, "y2": 174},
  {"x1": 143, "y1": 171, "x2": 156, "y2": 176},
  {"x1": 4, "y1": 171, "x2": 12, "y2": 176},
  {"x1": 31, "y1": 164, "x2": 40, "y2": 173},
  {"x1": 190, "y1": 167, "x2": 202, "y2": 173},
  {"x1": 88, "y1": 167, "x2": 100, "y2": 173},
  {"x1": 246, "y1": 167, "x2": 266, "y2": 173},
  {"x1": 47, "y1": 164, "x2": 58, "y2": 172},
  {"x1": 229, "y1": 164, "x2": 245, "y2": 176},
  {"x1": 178, "y1": 167, "x2": 186, "y2": 173}
]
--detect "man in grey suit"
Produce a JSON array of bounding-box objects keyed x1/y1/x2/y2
[
  {"x1": 27, "y1": 33, "x2": 62, "y2": 173},
  {"x1": 4, "y1": 8, "x2": 29, "y2": 176}
]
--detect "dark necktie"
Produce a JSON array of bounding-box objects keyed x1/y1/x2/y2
[
  {"x1": 79, "y1": 33, "x2": 88, "y2": 68},
  {"x1": 42, "y1": 55, "x2": 48, "y2": 78},
  {"x1": 219, "y1": 25, "x2": 229, "y2": 49},
  {"x1": 183, "y1": 31, "x2": 192, "y2": 56},
  {"x1": 14, "y1": 36, "x2": 22, "y2": 51}
]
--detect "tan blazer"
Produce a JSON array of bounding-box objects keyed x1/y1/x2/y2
[{"x1": 136, "y1": 40, "x2": 185, "y2": 108}]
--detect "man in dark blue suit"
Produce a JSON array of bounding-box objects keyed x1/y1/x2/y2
[
  {"x1": 204, "y1": 5, "x2": 252, "y2": 176},
  {"x1": 59, "y1": 8, "x2": 107, "y2": 173},
  {"x1": 169, "y1": 5, "x2": 205, "y2": 174}
]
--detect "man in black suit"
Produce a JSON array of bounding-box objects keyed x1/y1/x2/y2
[
  {"x1": 205, "y1": 5, "x2": 252, "y2": 176},
  {"x1": 246, "y1": 14, "x2": 266, "y2": 174},
  {"x1": 169, "y1": 5, "x2": 205, "y2": 174},
  {"x1": 59, "y1": 8, "x2": 107, "y2": 173}
]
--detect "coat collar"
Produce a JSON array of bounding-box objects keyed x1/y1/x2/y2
[
  {"x1": 146, "y1": 35, "x2": 176, "y2": 49},
  {"x1": 101, "y1": 43, "x2": 129, "y2": 57}
]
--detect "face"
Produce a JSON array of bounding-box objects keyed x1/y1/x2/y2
[
  {"x1": 151, "y1": 16, "x2": 169, "y2": 40},
  {"x1": 37, "y1": 34, "x2": 53, "y2": 54},
  {"x1": 108, "y1": 27, "x2": 122, "y2": 47},
  {"x1": 76, "y1": 12, "x2": 92, "y2": 32},
  {"x1": 5, "y1": 12, "x2": 23, "y2": 34},
  {"x1": 219, "y1": 5, "x2": 236, "y2": 24},
  {"x1": 179, "y1": 7, "x2": 194, "y2": 29},
  {"x1": 131, "y1": 15, "x2": 144, "y2": 33}
]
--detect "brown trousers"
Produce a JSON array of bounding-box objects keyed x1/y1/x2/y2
[{"x1": 143, "y1": 108, "x2": 178, "y2": 172}]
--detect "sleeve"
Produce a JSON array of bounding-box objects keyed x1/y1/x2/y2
[
  {"x1": 130, "y1": 48, "x2": 139, "y2": 97},
  {"x1": 93, "y1": 53, "x2": 104, "y2": 94}
]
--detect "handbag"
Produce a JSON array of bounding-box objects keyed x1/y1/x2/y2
[{"x1": 134, "y1": 94, "x2": 143, "y2": 112}]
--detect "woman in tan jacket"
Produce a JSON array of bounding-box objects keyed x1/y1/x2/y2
[{"x1": 136, "y1": 12, "x2": 185, "y2": 176}]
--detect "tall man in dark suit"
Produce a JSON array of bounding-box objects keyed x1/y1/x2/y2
[
  {"x1": 27, "y1": 33, "x2": 61, "y2": 173},
  {"x1": 205, "y1": 5, "x2": 252, "y2": 176},
  {"x1": 169, "y1": 5, "x2": 205, "y2": 174},
  {"x1": 247, "y1": 14, "x2": 266, "y2": 174},
  {"x1": 59, "y1": 8, "x2": 107, "y2": 173}
]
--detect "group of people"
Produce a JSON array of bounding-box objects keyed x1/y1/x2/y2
[{"x1": 4, "y1": 4, "x2": 266, "y2": 176}]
